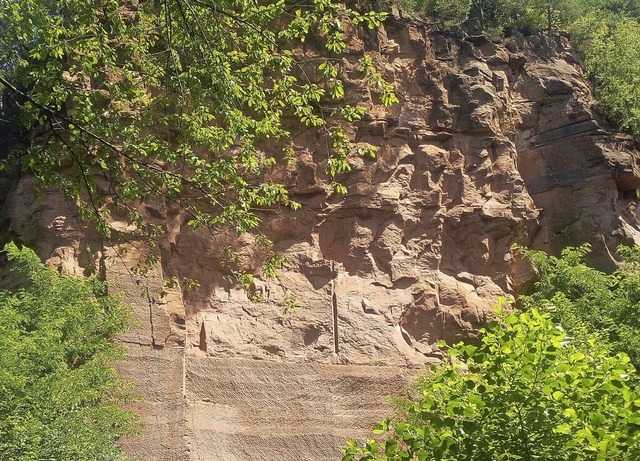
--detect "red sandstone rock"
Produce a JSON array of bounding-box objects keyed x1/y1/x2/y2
[{"x1": 2, "y1": 18, "x2": 640, "y2": 461}]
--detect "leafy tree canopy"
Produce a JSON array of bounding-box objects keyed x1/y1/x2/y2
[
  {"x1": 343, "y1": 307, "x2": 640, "y2": 461},
  {"x1": 571, "y1": 13, "x2": 640, "y2": 136},
  {"x1": 517, "y1": 244, "x2": 640, "y2": 371},
  {"x1": 0, "y1": 0, "x2": 393, "y2": 254},
  {"x1": 0, "y1": 243, "x2": 137, "y2": 460}
]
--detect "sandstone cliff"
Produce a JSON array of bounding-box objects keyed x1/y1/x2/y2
[{"x1": 2, "y1": 18, "x2": 640, "y2": 461}]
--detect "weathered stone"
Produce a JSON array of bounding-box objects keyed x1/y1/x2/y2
[{"x1": 2, "y1": 19, "x2": 640, "y2": 461}]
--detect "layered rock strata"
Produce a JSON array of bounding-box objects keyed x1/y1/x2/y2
[{"x1": 2, "y1": 18, "x2": 640, "y2": 461}]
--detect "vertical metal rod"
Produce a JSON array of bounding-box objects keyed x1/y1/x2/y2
[{"x1": 331, "y1": 261, "x2": 339, "y2": 354}]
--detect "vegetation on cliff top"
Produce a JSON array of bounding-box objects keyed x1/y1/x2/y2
[{"x1": 0, "y1": 243, "x2": 137, "y2": 460}]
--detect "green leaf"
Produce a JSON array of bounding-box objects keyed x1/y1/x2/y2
[
  {"x1": 342, "y1": 305, "x2": 640, "y2": 460},
  {"x1": 0, "y1": 243, "x2": 138, "y2": 459}
]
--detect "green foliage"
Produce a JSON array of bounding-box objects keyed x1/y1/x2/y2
[
  {"x1": 516, "y1": 243, "x2": 640, "y2": 370},
  {"x1": 419, "y1": 0, "x2": 473, "y2": 26},
  {"x1": 0, "y1": 243, "x2": 137, "y2": 461},
  {"x1": 397, "y1": 0, "x2": 571, "y2": 33},
  {"x1": 343, "y1": 308, "x2": 640, "y2": 461},
  {"x1": 571, "y1": 14, "x2": 640, "y2": 136},
  {"x1": 0, "y1": 0, "x2": 391, "y2": 243}
]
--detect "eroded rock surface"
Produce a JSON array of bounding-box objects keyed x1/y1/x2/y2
[{"x1": 2, "y1": 18, "x2": 640, "y2": 461}]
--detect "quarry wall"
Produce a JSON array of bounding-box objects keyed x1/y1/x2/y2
[{"x1": 2, "y1": 18, "x2": 640, "y2": 460}]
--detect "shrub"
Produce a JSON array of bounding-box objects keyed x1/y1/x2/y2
[
  {"x1": 0, "y1": 243, "x2": 137, "y2": 461},
  {"x1": 343, "y1": 307, "x2": 640, "y2": 460}
]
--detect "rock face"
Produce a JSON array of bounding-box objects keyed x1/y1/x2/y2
[{"x1": 2, "y1": 18, "x2": 640, "y2": 461}]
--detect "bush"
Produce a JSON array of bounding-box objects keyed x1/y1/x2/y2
[
  {"x1": 517, "y1": 244, "x2": 640, "y2": 371},
  {"x1": 0, "y1": 243, "x2": 137, "y2": 461},
  {"x1": 570, "y1": 14, "x2": 640, "y2": 136},
  {"x1": 342, "y1": 307, "x2": 640, "y2": 461}
]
